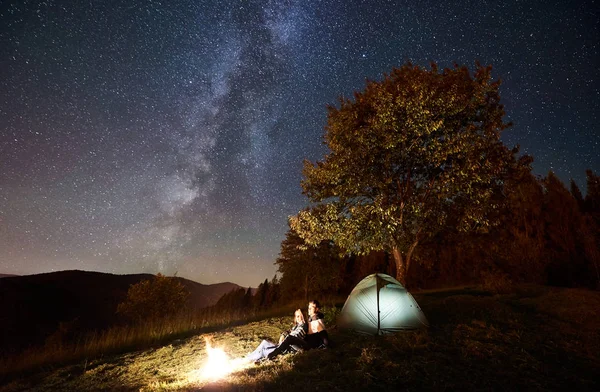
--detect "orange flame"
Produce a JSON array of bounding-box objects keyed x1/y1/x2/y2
[
  {"x1": 201, "y1": 337, "x2": 231, "y2": 380},
  {"x1": 195, "y1": 336, "x2": 249, "y2": 382}
]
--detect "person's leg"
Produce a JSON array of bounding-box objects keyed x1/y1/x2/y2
[
  {"x1": 246, "y1": 340, "x2": 276, "y2": 361},
  {"x1": 266, "y1": 335, "x2": 306, "y2": 360},
  {"x1": 289, "y1": 335, "x2": 308, "y2": 350},
  {"x1": 266, "y1": 341, "x2": 285, "y2": 360},
  {"x1": 262, "y1": 344, "x2": 278, "y2": 359},
  {"x1": 305, "y1": 333, "x2": 319, "y2": 349},
  {"x1": 305, "y1": 331, "x2": 330, "y2": 349},
  {"x1": 246, "y1": 340, "x2": 266, "y2": 362},
  {"x1": 318, "y1": 330, "x2": 330, "y2": 348}
]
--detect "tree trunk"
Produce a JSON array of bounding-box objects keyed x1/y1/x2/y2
[
  {"x1": 392, "y1": 240, "x2": 419, "y2": 287},
  {"x1": 392, "y1": 247, "x2": 407, "y2": 286}
]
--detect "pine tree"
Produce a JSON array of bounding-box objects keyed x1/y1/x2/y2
[{"x1": 571, "y1": 179, "x2": 585, "y2": 211}]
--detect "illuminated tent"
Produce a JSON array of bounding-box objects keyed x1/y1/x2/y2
[{"x1": 338, "y1": 273, "x2": 428, "y2": 335}]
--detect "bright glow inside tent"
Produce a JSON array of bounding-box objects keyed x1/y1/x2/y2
[{"x1": 338, "y1": 273, "x2": 429, "y2": 335}]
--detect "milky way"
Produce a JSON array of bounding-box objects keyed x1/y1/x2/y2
[{"x1": 1, "y1": 0, "x2": 598, "y2": 286}]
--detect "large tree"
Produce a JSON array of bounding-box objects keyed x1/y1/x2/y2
[{"x1": 290, "y1": 62, "x2": 516, "y2": 285}]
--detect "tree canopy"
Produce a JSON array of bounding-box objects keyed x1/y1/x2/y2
[{"x1": 290, "y1": 62, "x2": 517, "y2": 285}]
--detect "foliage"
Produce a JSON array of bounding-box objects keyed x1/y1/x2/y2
[
  {"x1": 372, "y1": 166, "x2": 600, "y2": 290},
  {"x1": 116, "y1": 273, "x2": 189, "y2": 323},
  {"x1": 543, "y1": 172, "x2": 588, "y2": 286},
  {"x1": 213, "y1": 277, "x2": 282, "y2": 317},
  {"x1": 254, "y1": 279, "x2": 271, "y2": 309},
  {"x1": 583, "y1": 170, "x2": 600, "y2": 288},
  {"x1": 214, "y1": 288, "x2": 250, "y2": 314},
  {"x1": 585, "y1": 169, "x2": 600, "y2": 225},
  {"x1": 264, "y1": 275, "x2": 281, "y2": 306},
  {"x1": 290, "y1": 62, "x2": 516, "y2": 285},
  {"x1": 320, "y1": 305, "x2": 341, "y2": 327},
  {"x1": 275, "y1": 228, "x2": 346, "y2": 301},
  {"x1": 481, "y1": 155, "x2": 546, "y2": 284}
]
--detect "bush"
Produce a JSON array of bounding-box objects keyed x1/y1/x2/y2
[
  {"x1": 321, "y1": 306, "x2": 341, "y2": 326},
  {"x1": 117, "y1": 274, "x2": 189, "y2": 323}
]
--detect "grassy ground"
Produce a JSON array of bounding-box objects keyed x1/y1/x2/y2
[{"x1": 1, "y1": 285, "x2": 598, "y2": 391}]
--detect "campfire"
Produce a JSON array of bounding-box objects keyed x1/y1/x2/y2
[
  {"x1": 188, "y1": 336, "x2": 250, "y2": 384},
  {"x1": 201, "y1": 337, "x2": 233, "y2": 380}
]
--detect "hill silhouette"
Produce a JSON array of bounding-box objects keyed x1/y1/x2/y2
[{"x1": 0, "y1": 270, "x2": 244, "y2": 356}]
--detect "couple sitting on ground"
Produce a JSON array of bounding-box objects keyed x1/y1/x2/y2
[{"x1": 245, "y1": 299, "x2": 330, "y2": 363}]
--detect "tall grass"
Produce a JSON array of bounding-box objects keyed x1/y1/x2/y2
[
  {"x1": 0, "y1": 303, "x2": 297, "y2": 381},
  {"x1": 0, "y1": 295, "x2": 346, "y2": 382}
]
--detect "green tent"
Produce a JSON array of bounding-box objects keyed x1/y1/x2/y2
[{"x1": 338, "y1": 273, "x2": 428, "y2": 335}]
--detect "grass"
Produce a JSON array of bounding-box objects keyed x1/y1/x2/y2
[
  {"x1": 1, "y1": 285, "x2": 598, "y2": 391},
  {"x1": 0, "y1": 304, "x2": 301, "y2": 382}
]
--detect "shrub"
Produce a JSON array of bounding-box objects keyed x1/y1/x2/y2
[{"x1": 117, "y1": 274, "x2": 189, "y2": 323}]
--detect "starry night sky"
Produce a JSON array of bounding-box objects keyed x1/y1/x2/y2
[{"x1": 1, "y1": 0, "x2": 598, "y2": 287}]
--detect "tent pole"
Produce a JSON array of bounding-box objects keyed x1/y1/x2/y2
[{"x1": 376, "y1": 274, "x2": 381, "y2": 335}]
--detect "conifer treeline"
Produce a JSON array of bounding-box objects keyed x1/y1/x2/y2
[
  {"x1": 410, "y1": 168, "x2": 599, "y2": 290},
  {"x1": 212, "y1": 277, "x2": 281, "y2": 316}
]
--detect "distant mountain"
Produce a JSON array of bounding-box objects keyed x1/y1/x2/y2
[{"x1": 0, "y1": 270, "x2": 245, "y2": 355}]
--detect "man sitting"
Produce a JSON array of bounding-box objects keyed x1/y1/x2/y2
[{"x1": 305, "y1": 299, "x2": 330, "y2": 349}]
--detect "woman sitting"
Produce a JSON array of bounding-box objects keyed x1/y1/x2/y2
[{"x1": 245, "y1": 309, "x2": 307, "y2": 363}]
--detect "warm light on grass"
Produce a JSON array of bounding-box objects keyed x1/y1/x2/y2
[
  {"x1": 186, "y1": 336, "x2": 252, "y2": 385},
  {"x1": 201, "y1": 337, "x2": 231, "y2": 380},
  {"x1": 0, "y1": 306, "x2": 267, "y2": 380}
]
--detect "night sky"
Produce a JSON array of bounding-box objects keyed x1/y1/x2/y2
[{"x1": 1, "y1": 0, "x2": 598, "y2": 287}]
